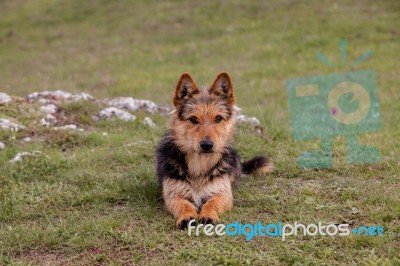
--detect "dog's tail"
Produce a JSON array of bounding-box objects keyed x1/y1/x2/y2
[{"x1": 242, "y1": 156, "x2": 274, "y2": 175}]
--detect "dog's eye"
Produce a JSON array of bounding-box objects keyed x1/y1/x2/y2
[
  {"x1": 215, "y1": 115, "x2": 223, "y2": 123},
  {"x1": 189, "y1": 116, "x2": 199, "y2": 124}
]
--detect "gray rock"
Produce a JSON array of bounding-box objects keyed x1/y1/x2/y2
[
  {"x1": 0, "y1": 92, "x2": 12, "y2": 104},
  {"x1": 9, "y1": 151, "x2": 48, "y2": 163},
  {"x1": 144, "y1": 117, "x2": 157, "y2": 128},
  {"x1": 53, "y1": 124, "x2": 84, "y2": 132},
  {"x1": 98, "y1": 107, "x2": 136, "y2": 121},
  {"x1": 0, "y1": 119, "x2": 26, "y2": 131},
  {"x1": 26, "y1": 90, "x2": 94, "y2": 103},
  {"x1": 41, "y1": 114, "x2": 57, "y2": 127},
  {"x1": 40, "y1": 104, "x2": 57, "y2": 114},
  {"x1": 234, "y1": 107, "x2": 261, "y2": 126},
  {"x1": 108, "y1": 97, "x2": 170, "y2": 115}
]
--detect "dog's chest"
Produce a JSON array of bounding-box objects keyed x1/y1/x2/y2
[
  {"x1": 187, "y1": 175, "x2": 231, "y2": 209},
  {"x1": 186, "y1": 153, "x2": 221, "y2": 177}
]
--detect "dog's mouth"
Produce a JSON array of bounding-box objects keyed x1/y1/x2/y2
[{"x1": 200, "y1": 150, "x2": 213, "y2": 154}]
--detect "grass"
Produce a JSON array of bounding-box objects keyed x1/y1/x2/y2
[{"x1": 1, "y1": 0, "x2": 399, "y2": 265}]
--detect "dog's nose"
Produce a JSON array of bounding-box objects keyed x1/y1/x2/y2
[{"x1": 200, "y1": 140, "x2": 214, "y2": 152}]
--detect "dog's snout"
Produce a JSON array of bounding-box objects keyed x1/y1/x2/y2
[{"x1": 200, "y1": 140, "x2": 214, "y2": 152}]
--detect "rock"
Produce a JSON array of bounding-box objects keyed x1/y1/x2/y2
[
  {"x1": 0, "y1": 119, "x2": 26, "y2": 131},
  {"x1": 9, "y1": 151, "x2": 48, "y2": 163},
  {"x1": 0, "y1": 92, "x2": 12, "y2": 104},
  {"x1": 0, "y1": 142, "x2": 6, "y2": 150},
  {"x1": 97, "y1": 107, "x2": 136, "y2": 121},
  {"x1": 23, "y1": 137, "x2": 32, "y2": 142},
  {"x1": 26, "y1": 90, "x2": 72, "y2": 103},
  {"x1": 41, "y1": 114, "x2": 57, "y2": 127},
  {"x1": 234, "y1": 107, "x2": 261, "y2": 126},
  {"x1": 108, "y1": 97, "x2": 171, "y2": 115},
  {"x1": 144, "y1": 117, "x2": 157, "y2": 128},
  {"x1": 26, "y1": 90, "x2": 94, "y2": 104},
  {"x1": 38, "y1": 98, "x2": 48, "y2": 105},
  {"x1": 235, "y1": 114, "x2": 261, "y2": 126},
  {"x1": 40, "y1": 104, "x2": 57, "y2": 114},
  {"x1": 53, "y1": 124, "x2": 84, "y2": 132},
  {"x1": 70, "y1": 93, "x2": 94, "y2": 101}
]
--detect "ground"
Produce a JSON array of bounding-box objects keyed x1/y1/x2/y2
[{"x1": 0, "y1": 0, "x2": 399, "y2": 265}]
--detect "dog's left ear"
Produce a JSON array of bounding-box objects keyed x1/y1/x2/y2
[{"x1": 209, "y1": 72, "x2": 234, "y2": 105}]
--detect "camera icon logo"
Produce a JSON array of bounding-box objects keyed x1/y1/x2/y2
[{"x1": 286, "y1": 39, "x2": 382, "y2": 168}]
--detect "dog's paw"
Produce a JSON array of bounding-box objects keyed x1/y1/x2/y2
[
  {"x1": 176, "y1": 215, "x2": 197, "y2": 230},
  {"x1": 199, "y1": 211, "x2": 219, "y2": 225}
]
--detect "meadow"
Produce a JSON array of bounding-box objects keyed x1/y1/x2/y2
[{"x1": 0, "y1": 0, "x2": 399, "y2": 265}]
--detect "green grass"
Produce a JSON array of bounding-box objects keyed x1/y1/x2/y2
[{"x1": 1, "y1": 0, "x2": 399, "y2": 265}]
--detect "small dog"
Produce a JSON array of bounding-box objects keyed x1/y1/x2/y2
[{"x1": 156, "y1": 72, "x2": 273, "y2": 229}]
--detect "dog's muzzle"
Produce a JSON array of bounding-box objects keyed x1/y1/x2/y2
[{"x1": 200, "y1": 140, "x2": 214, "y2": 153}]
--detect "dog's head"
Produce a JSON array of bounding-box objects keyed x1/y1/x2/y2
[{"x1": 171, "y1": 72, "x2": 235, "y2": 154}]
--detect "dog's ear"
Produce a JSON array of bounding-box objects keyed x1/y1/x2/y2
[
  {"x1": 209, "y1": 72, "x2": 234, "y2": 105},
  {"x1": 174, "y1": 73, "x2": 198, "y2": 107}
]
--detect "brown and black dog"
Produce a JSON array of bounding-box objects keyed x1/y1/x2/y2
[{"x1": 156, "y1": 72, "x2": 273, "y2": 229}]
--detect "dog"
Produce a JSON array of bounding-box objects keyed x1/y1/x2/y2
[{"x1": 156, "y1": 72, "x2": 274, "y2": 229}]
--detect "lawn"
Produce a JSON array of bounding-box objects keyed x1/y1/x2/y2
[{"x1": 0, "y1": 0, "x2": 399, "y2": 265}]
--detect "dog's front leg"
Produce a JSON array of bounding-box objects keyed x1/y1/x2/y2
[
  {"x1": 163, "y1": 179, "x2": 198, "y2": 228},
  {"x1": 164, "y1": 194, "x2": 198, "y2": 229},
  {"x1": 199, "y1": 192, "x2": 233, "y2": 224}
]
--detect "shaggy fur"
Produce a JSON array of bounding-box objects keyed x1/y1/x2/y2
[{"x1": 156, "y1": 72, "x2": 274, "y2": 229}]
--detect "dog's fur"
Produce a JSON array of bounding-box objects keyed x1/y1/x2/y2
[{"x1": 156, "y1": 72, "x2": 274, "y2": 229}]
